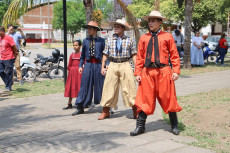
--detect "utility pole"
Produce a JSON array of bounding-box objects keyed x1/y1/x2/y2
[
  {"x1": 63, "y1": 0, "x2": 67, "y2": 85},
  {"x1": 48, "y1": 0, "x2": 50, "y2": 46}
]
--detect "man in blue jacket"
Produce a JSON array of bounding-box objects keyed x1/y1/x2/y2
[{"x1": 72, "y1": 21, "x2": 105, "y2": 116}]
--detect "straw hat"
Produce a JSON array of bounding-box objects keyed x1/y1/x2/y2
[
  {"x1": 109, "y1": 18, "x2": 130, "y2": 31},
  {"x1": 142, "y1": 11, "x2": 168, "y2": 21},
  {"x1": 82, "y1": 21, "x2": 102, "y2": 31}
]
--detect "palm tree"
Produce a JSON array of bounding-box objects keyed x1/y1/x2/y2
[
  {"x1": 83, "y1": 0, "x2": 93, "y2": 24},
  {"x1": 183, "y1": 0, "x2": 193, "y2": 68},
  {"x1": 154, "y1": 0, "x2": 160, "y2": 11},
  {"x1": 116, "y1": 0, "x2": 140, "y2": 45},
  {"x1": 2, "y1": 0, "x2": 35, "y2": 28},
  {"x1": 2, "y1": 0, "x2": 56, "y2": 28}
]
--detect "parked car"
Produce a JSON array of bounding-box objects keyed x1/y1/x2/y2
[{"x1": 203, "y1": 36, "x2": 230, "y2": 52}]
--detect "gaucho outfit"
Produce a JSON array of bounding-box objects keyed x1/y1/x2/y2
[
  {"x1": 130, "y1": 11, "x2": 182, "y2": 136},
  {"x1": 72, "y1": 21, "x2": 105, "y2": 116},
  {"x1": 98, "y1": 19, "x2": 137, "y2": 120}
]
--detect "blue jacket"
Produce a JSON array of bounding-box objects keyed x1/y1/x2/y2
[{"x1": 79, "y1": 36, "x2": 105, "y2": 68}]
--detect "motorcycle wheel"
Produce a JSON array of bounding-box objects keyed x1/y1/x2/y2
[
  {"x1": 48, "y1": 66, "x2": 64, "y2": 79},
  {"x1": 207, "y1": 54, "x2": 218, "y2": 63},
  {"x1": 23, "y1": 68, "x2": 37, "y2": 82}
]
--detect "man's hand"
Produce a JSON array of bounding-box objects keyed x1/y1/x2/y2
[
  {"x1": 101, "y1": 67, "x2": 106, "y2": 75},
  {"x1": 79, "y1": 67, "x2": 83, "y2": 74},
  {"x1": 172, "y1": 73, "x2": 179, "y2": 81},
  {"x1": 136, "y1": 76, "x2": 141, "y2": 82}
]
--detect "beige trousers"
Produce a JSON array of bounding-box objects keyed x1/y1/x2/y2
[
  {"x1": 14, "y1": 53, "x2": 22, "y2": 81},
  {"x1": 100, "y1": 61, "x2": 136, "y2": 108}
]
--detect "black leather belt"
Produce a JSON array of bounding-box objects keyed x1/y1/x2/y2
[
  {"x1": 145, "y1": 63, "x2": 168, "y2": 68},
  {"x1": 110, "y1": 58, "x2": 130, "y2": 63}
]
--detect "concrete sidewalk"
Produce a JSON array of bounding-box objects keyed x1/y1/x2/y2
[{"x1": 1, "y1": 70, "x2": 230, "y2": 153}]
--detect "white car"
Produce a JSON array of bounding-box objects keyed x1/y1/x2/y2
[{"x1": 203, "y1": 36, "x2": 230, "y2": 52}]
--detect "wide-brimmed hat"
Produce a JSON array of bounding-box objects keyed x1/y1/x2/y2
[
  {"x1": 142, "y1": 11, "x2": 167, "y2": 21},
  {"x1": 109, "y1": 18, "x2": 130, "y2": 31},
  {"x1": 82, "y1": 21, "x2": 102, "y2": 31}
]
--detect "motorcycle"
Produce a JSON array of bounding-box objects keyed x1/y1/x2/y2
[
  {"x1": 202, "y1": 43, "x2": 218, "y2": 63},
  {"x1": 34, "y1": 49, "x2": 64, "y2": 79},
  {"x1": 14, "y1": 49, "x2": 37, "y2": 82}
]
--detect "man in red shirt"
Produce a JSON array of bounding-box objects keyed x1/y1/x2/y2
[
  {"x1": 130, "y1": 11, "x2": 182, "y2": 136},
  {"x1": 0, "y1": 26, "x2": 17, "y2": 91}
]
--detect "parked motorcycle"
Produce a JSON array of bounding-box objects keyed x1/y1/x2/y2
[
  {"x1": 14, "y1": 49, "x2": 37, "y2": 82},
  {"x1": 34, "y1": 49, "x2": 64, "y2": 79},
  {"x1": 202, "y1": 43, "x2": 218, "y2": 63}
]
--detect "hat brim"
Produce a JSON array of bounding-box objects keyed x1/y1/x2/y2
[
  {"x1": 109, "y1": 22, "x2": 130, "y2": 31},
  {"x1": 142, "y1": 16, "x2": 168, "y2": 21},
  {"x1": 82, "y1": 25, "x2": 102, "y2": 31}
]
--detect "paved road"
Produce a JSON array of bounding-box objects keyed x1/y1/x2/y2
[{"x1": 2, "y1": 69, "x2": 229, "y2": 152}]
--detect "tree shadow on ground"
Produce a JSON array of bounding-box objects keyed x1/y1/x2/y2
[{"x1": 0, "y1": 104, "x2": 69, "y2": 130}]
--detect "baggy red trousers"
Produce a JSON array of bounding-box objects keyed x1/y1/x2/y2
[{"x1": 135, "y1": 66, "x2": 182, "y2": 115}]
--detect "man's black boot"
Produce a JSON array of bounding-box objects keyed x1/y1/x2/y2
[
  {"x1": 72, "y1": 105, "x2": 84, "y2": 116},
  {"x1": 130, "y1": 111, "x2": 147, "y2": 136},
  {"x1": 168, "y1": 112, "x2": 180, "y2": 135}
]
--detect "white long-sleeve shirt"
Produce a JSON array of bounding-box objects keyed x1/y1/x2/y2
[{"x1": 173, "y1": 34, "x2": 184, "y2": 46}]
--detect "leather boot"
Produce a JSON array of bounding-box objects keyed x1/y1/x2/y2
[
  {"x1": 130, "y1": 111, "x2": 147, "y2": 136},
  {"x1": 168, "y1": 112, "x2": 180, "y2": 135},
  {"x1": 98, "y1": 107, "x2": 110, "y2": 120},
  {"x1": 132, "y1": 105, "x2": 137, "y2": 119},
  {"x1": 72, "y1": 105, "x2": 84, "y2": 116}
]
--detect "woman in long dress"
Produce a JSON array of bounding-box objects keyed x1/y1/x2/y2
[
  {"x1": 191, "y1": 31, "x2": 204, "y2": 66},
  {"x1": 63, "y1": 40, "x2": 83, "y2": 110}
]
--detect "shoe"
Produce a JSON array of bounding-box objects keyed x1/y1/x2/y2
[
  {"x1": 130, "y1": 111, "x2": 147, "y2": 136},
  {"x1": 19, "y1": 80, "x2": 24, "y2": 86},
  {"x1": 215, "y1": 61, "x2": 219, "y2": 65},
  {"x1": 132, "y1": 105, "x2": 137, "y2": 119},
  {"x1": 169, "y1": 112, "x2": 180, "y2": 135},
  {"x1": 63, "y1": 104, "x2": 72, "y2": 110},
  {"x1": 72, "y1": 105, "x2": 84, "y2": 116},
  {"x1": 98, "y1": 107, "x2": 110, "y2": 120},
  {"x1": 221, "y1": 64, "x2": 225, "y2": 67}
]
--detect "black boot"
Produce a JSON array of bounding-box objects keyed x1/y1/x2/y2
[
  {"x1": 130, "y1": 111, "x2": 147, "y2": 136},
  {"x1": 72, "y1": 105, "x2": 84, "y2": 116},
  {"x1": 168, "y1": 112, "x2": 180, "y2": 135}
]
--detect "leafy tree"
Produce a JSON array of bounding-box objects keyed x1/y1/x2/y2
[
  {"x1": 160, "y1": 0, "x2": 218, "y2": 32},
  {"x1": 52, "y1": 0, "x2": 86, "y2": 41},
  {"x1": 94, "y1": 0, "x2": 113, "y2": 22},
  {"x1": 127, "y1": 0, "x2": 154, "y2": 19}
]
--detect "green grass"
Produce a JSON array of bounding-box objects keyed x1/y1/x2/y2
[
  {"x1": 0, "y1": 79, "x2": 65, "y2": 98},
  {"x1": 163, "y1": 88, "x2": 230, "y2": 152}
]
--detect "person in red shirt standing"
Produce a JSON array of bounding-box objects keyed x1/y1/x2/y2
[
  {"x1": 130, "y1": 11, "x2": 182, "y2": 136},
  {"x1": 0, "y1": 26, "x2": 18, "y2": 91},
  {"x1": 215, "y1": 33, "x2": 228, "y2": 66}
]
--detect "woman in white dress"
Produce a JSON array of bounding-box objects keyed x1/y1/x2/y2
[{"x1": 191, "y1": 31, "x2": 204, "y2": 66}]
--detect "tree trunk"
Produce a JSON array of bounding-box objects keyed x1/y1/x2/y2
[
  {"x1": 71, "y1": 33, "x2": 74, "y2": 42},
  {"x1": 154, "y1": 0, "x2": 160, "y2": 11},
  {"x1": 84, "y1": 0, "x2": 93, "y2": 37},
  {"x1": 183, "y1": 0, "x2": 193, "y2": 69}
]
